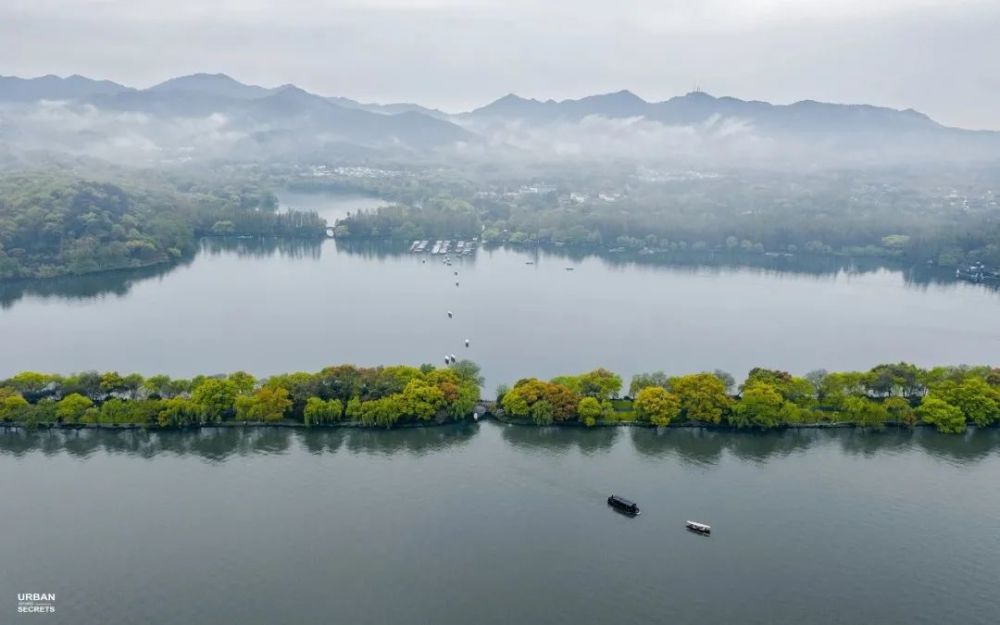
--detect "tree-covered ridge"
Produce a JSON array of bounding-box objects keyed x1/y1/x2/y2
[
  {"x1": 498, "y1": 363, "x2": 999, "y2": 433},
  {"x1": 0, "y1": 173, "x2": 326, "y2": 281},
  {"x1": 319, "y1": 166, "x2": 1000, "y2": 269},
  {"x1": 1, "y1": 362, "x2": 997, "y2": 434},
  {"x1": 0, "y1": 362, "x2": 483, "y2": 429}
]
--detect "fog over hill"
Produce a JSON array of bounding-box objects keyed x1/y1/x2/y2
[{"x1": 0, "y1": 72, "x2": 997, "y2": 168}]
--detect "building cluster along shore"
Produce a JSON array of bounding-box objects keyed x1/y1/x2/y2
[{"x1": 1, "y1": 362, "x2": 998, "y2": 434}]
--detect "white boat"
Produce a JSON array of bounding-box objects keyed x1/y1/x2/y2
[{"x1": 686, "y1": 521, "x2": 711, "y2": 534}]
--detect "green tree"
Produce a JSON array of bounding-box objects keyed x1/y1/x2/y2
[
  {"x1": 884, "y1": 396, "x2": 916, "y2": 427},
  {"x1": 345, "y1": 397, "x2": 363, "y2": 422},
  {"x1": 303, "y1": 397, "x2": 344, "y2": 425},
  {"x1": 7, "y1": 371, "x2": 57, "y2": 398},
  {"x1": 634, "y1": 386, "x2": 681, "y2": 427},
  {"x1": 400, "y1": 379, "x2": 445, "y2": 421},
  {"x1": 668, "y1": 373, "x2": 731, "y2": 424},
  {"x1": 936, "y1": 378, "x2": 999, "y2": 427},
  {"x1": 0, "y1": 389, "x2": 29, "y2": 420},
  {"x1": 55, "y1": 393, "x2": 93, "y2": 424},
  {"x1": 501, "y1": 378, "x2": 579, "y2": 422},
  {"x1": 578, "y1": 396, "x2": 603, "y2": 426},
  {"x1": 917, "y1": 396, "x2": 966, "y2": 433},
  {"x1": 157, "y1": 398, "x2": 198, "y2": 427},
  {"x1": 743, "y1": 368, "x2": 815, "y2": 406},
  {"x1": 530, "y1": 399, "x2": 554, "y2": 425},
  {"x1": 577, "y1": 368, "x2": 623, "y2": 400},
  {"x1": 731, "y1": 383, "x2": 785, "y2": 429},
  {"x1": 143, "y1": 374, "x2": 173, "y2": 398},
  {"x1": 191, "y1": 378, "x2": 238, "y2": 423},
  {"x1": 234, "y1": 387, "x2": 292, "y2": 422},
  {"x1": 629, "y1": 371, "x2": 668, "y2": 396},
  {"x1": 228, "y1": 371, "x2": 257, "y2": 395},
  {"x1": 841, "y1": 396, "x2": 889, "y2": 430},
  {"x1": 100, "y1": 371, "x2": 126, "y2": 395}
]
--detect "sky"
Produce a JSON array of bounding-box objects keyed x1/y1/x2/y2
[{"x1": 2, "y1": 0, "x2": 998, "y2": 129}]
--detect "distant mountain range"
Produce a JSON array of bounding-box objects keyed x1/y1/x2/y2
[
  {"x1": 0, "y1": 72, "x2": 996, "y2": 165},
  {"x1": 464, "y1": 89, "x2": 942, "y2": 134}
]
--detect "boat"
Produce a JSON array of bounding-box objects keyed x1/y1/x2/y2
[
  {"x1": 607, "y1": 495, "x2": 639, "y2": 516},
  {"x1": 447, "y1": 311, "x2": 453, "y2": 318},
  {"x1": 686, "y1": 521, "x2": 711, "y2": 534},
  {"x1": 955, "y1": 262, "x2": 999, "y2": 283}
]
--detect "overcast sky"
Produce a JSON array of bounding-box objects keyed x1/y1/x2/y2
[{"x1": 2, "y1": 0, "x2": 998, "y2": 129}]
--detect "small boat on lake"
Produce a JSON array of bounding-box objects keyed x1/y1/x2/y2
[
  {"x1": 686, "y1": 521, "x2": 711, "y2": 535},
  {"x1": 607, "y1": 494, "x2": 639, "y2": 516}
]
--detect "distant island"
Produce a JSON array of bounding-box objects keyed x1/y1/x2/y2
[{"x1": 2, "y1": 362, "x2": 996, "y2": 434}]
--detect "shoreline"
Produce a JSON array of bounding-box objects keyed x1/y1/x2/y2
[
  {"x1": 0, "y1": 415, "x2": 948, "y2": 433},
  {"x1": 0, "y1": 233, "x2": 330, "y2": 286}
]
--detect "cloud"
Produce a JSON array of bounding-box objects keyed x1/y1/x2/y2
[
  {"x1": 0, "y1": 101, "x2": 249, "y2": 163},
  {"x1": 457, "y1": 113, "x2": 773, "y2": 164}
]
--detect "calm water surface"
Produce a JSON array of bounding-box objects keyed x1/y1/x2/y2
[
  {"x1": 1, "y1": 423, "x2": 998, "y2": 625},
  {"x1": 2, "y1": 194, "x2": 999, "y2": 624},
  {"x1": 1, "y1": 191, "x2": 999, "y2": 391}
]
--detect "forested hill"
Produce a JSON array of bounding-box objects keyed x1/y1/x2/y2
[{"x1": 0, "y1": 173, "x2": 325, "y2": 281}]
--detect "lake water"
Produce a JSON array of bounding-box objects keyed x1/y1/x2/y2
[
  {"x1": 1, "y1": 422, "x2": 998, "y2": 625},
  {"x1": 2, "y1": 191, "x2": 1000, "y2": 623},
  {"x1": 1, "y1": 192, "x2": 998, "y2": 391}
]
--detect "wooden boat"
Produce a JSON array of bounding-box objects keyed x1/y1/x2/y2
[
  {"x1": 686, "y1": 521, "x2": 711, "y2": 534},
  {"x1": 607, "y1": 494, "x2": 639, "y2": 516}
]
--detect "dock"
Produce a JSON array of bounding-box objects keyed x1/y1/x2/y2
[{"x1": 410, "y1": 240, "x2": 477, "y2": 255}]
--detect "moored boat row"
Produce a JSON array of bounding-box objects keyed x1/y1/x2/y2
[{"x1": 410, "y1": 239, "x2": 477, "y2": 255}]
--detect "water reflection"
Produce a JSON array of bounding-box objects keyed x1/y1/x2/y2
[
  {"x1": 0, "y1": 237, "x2": 327, "y2": 310},
  {"x1": 0, "y1": 423, "x2": 479, "y2": 461},
  {"x1": 333, "y1": 242, "x2": 998, "y2": 293},
  {"x1": 2, "y1": 424, "x2": 996, "y2": 465},
  {"x1": 332, "y1": 239, "x2": 414, "y2": 260},
  {"x1": 0, "y1": 259, "x2": 191, "y2": 309},
  {"x1": 201, "y1": 237, "x2": 324, "y2": 261},
  {"x1": 629, "y1": 427, "x2": 815, "y2": 465},
  {"x1": 910, "y1": 427, "x2": 1000, "y2": 465},
  {"x1": 1, "y1": 238, "x2": 993, "y2": 311},
  {"x1": 339, "y1": 423, "x2": 479, "y2": 456},
  {"x1": 627, "y1": 426, "x2": 1000, "y2": 466},
  {"x1": 0, "y1": 426, "x2": 296, "y2": 461},
  {"x1": 499, "y1": 423, "x2": 620, "y2": 455}
]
